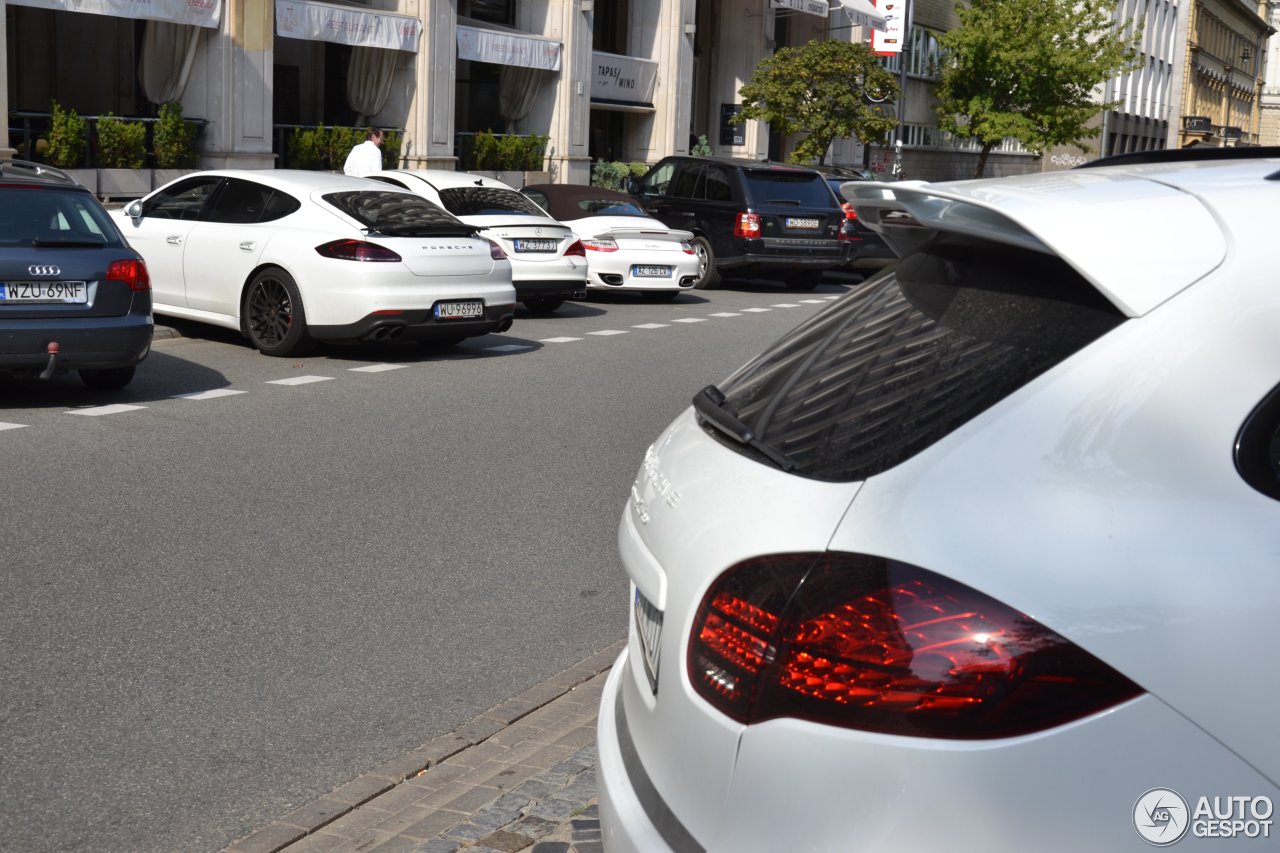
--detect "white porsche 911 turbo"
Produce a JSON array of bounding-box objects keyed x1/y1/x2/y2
[
  {"x1": 598, "y1": 147, "x2": 1280, "y2": 852},
  {"x1": 521, "y1": 184, "x2": 700, "y2": 302},
  {"x1": 112, "y1": 170, "x2": 515, "y2": 356}
]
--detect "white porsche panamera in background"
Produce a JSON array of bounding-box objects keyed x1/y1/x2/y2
[
  {"x1": 520, "y1": 184, "x2": 701, "y2": 301},
  {"x1": 598, "y1": 148, "x2": 1280, "y2": 852},
  {"x1": 366, "y1": 169, "x2": 589, "y2": 314},
  {"x1": 112, "y1": 170, "x2": 515, "y2": 356}
]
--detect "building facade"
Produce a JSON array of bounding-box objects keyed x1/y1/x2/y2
[{"x1": 1260, "y1": 0, "x2": 1280, "y2": 143}]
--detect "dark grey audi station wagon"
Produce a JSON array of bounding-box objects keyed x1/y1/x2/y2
[
  {"x1": 0, "y1": 160, "x2": 153, "y2": 390},
  {"x1": 627, "y1": 156, "x2": 846, "y2": 291}
]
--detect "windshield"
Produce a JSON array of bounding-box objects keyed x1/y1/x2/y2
[
  {"x1": 437, "y1": 186, "x2": 548, "y2": 217},
  {"x1": 323, "y1": 191, "x2": 477, "y2": 237}
]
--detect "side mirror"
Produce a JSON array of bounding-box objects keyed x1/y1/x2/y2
[
  {"x1": 124, "y1": 199, "x2": 143, "y2": 220},
  {"x1": 626, "y1": 177, "x2": 642, "y2": 195}
]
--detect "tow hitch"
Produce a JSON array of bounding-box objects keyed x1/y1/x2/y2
[{"x1": 38, "y1": 341, "x2": 60, "y2": 380}]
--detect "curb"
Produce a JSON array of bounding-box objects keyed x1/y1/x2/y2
[{"x1": 224, "y1": 640, "x2": 625, "y2": 853}]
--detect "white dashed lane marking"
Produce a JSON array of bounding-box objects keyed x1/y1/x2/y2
[
  {"x1": 540, "y1": 336, "x2": 583, "y2": 343},
  {"x1": 798, "y1": 299, "x2": 827, "y2": 304},
  {"x1": 824, "y1": 295, "x2": 841, "y2": 300},
  {"x1": 740, "y1": 308, "x2": 771, "y2": 313},
  {"x1": 587, "y1": 330, "x2": 628, "y2": 336},
  {"x1": 267, "y1": 375, "x2": 334, "y2": 386},
  {"x1": 66, "y1": 404, "x2": 147, "y2": 417},
  {"x1": 771, "y1": 303, "x2": 801, "y2": 308},
  {"x1": 632, "y1": 323, "x2": 668, "y2": 329},
  {"x1": 348, "y1": 364, "x2": 408, "y2": 373},
  {"x1": 0, "y1": 423, "x2": 27, "y2": 431},
  {"x1": 174, "y1": 389, "x2": 247, "y2": 400},
  {"x1": 672, "y1": 318, "x2": 707, "y2": 324},
  {"x1": 709, "y1": 312, "x2": 740, "y2": 318}
]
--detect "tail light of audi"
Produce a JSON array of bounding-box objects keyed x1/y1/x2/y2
[
  {"x1": 688, "y1": 553, "x2": 1142, "y2": 739},
  {"x1": 107, "y1": 259, "x2": 151, "y2": 291}
]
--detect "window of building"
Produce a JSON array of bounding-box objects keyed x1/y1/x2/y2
[{"x1": 460, "y1": 0, "x2": 514, "y2": 25}]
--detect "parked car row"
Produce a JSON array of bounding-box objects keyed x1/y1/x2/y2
[{"x1": 2, "y1": 156, "x2": 887, "y2": 390}]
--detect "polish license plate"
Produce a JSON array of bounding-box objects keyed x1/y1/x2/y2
[
  {"x1": 434, "y1": 299, "x2": 484, "y2": 320},
  {"x1": 0, "y1": 281, "x2": 88, "y2": 303},
  {"x1": 785, "y1": 217, "x2": 821, "y2": 230},
  {"x1": 634, "y1": 587, "x2": 663, "y2": 694},
  {"x1": 631, "y1": 265, "x2": 672, "y2": 278},
  {"x1": 513, "y1": 239, "x2": 558, "y2": 253}
]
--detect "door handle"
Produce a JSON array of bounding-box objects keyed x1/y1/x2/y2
[
  {"x1": 239, "y1": 241, "x2": 256, "y2": 252},
  {"x1": 166, "y1": 235, "x2": 183, "y2": 246}
]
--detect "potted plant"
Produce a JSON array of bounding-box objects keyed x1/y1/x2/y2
[
  {"x1": 45, "y1": 100, "x2": 95, "y2": 192},
  {"x1": 470, "y1": 130, "x2": 549, "y2": 186},
  {"x1": 94, "y1": 112, "x2": 150, "y2": 198},
  {"x1": 152, "y1": 101, "x2": 199, "y2": 186}
]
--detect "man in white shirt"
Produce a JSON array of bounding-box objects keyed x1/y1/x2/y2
[{"x1": 343, "y1": 128, "x2": 384, "y2": 177}]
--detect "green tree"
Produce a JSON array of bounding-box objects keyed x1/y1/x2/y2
[
  {"x1": 935, "y1": 0, "x2": 1140, "y2": 177},
  {"x1": 736, "y1": 39, "x2": 899, "y2": 166}
]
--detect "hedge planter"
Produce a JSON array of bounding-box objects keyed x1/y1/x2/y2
[
  {"x1": 152, "y1": 168, "x2": 199, "y2": 190},
  {"x1": 66, "y1": 169, "x2": 98, "y2": 194}
]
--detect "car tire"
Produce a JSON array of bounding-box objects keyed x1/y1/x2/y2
[
  {"x1": 522, "y1": 296, "x2": 565, "y2": 314},
  {"x1": 641, "y1": 291, "x2": 680, "y2": 302},
  {"x1": 691, "y1": 236, "x2": 721, "y2": 290},
  {"x1": 244, "y1": 268, "x2": 312, "y2": 357},
  {"x1": 785, "y1": 271, "x2": 824, "y2": 291},
  {"x1": 79, "y1": 365, "x2": 136, "y2": 390}
]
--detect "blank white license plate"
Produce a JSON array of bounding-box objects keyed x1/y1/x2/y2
[
  {"x1": 0, "y1": 281, "x2": 88, "y2": 303},
  {"x1": 785, "y1": 217, "x2": 821, "y2": 229},
  {"x1": 434, "y1": 299, "x2": 484, "y2": 320},
  {"x1": 634, "y1": 587, "x2": 663, "y2": 694},
  {"x1": 514, "y1": 239, "x2": 558, "y2": 253},
  {"x1": 631, "y1": 265, "x2": 673, "y2": 278}
]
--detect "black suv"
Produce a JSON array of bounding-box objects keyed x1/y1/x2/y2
[
  {"x1": 0, "y1": 160, "x2": 152, "y2": 389},
  {"x1": 628, "y1": 156, "x2": 845, "y2": 290}
]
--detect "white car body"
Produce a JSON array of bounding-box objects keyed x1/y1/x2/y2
[
  {"x1": 598, "y1": 152, "x2": 1280, "y2": 852},
  {"x1": 366, "y1": 170, "x2": 589, "y2": 312},
  {"x1": 520, "y1": 185, "x2": 701, "y2": 296},
  {"x1": 112, "y1": 170, "x2": 515, "y2": 354}
]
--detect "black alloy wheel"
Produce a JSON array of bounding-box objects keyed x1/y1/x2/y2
[{"x1": 244, "y1": 268, "x2": 311, "y2": 357}]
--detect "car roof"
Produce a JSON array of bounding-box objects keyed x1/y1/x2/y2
[
  {"x1": 521, "y1": 183, "x2": 638, "y2": 220},
  {"x1": 165, "y1": 169, "x2": 406, "y2": 195},
  {"x1": 657, "y1": 155, "x2": 824, "y2": 175},
  {"x1": 0, "y1": 159, "x2": 92, "y2": 190},
  {"x1": 376, "y1": 169, "x2": 519, "y2": 191},
  {"x1": 841, "y1": 156, "x2": 1280, "y2": 317}
]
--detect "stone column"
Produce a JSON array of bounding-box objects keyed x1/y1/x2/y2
[
  {"x1": 184, "y1": 0, "x2": 276, "y2": 169},
  {"x1": 0, "y1": 1, "x2": 15, "y2": 160},
  {"x1": 628, "y1": 0, "x2": 695, "y2": 162},
  {"x1": 399, "y1": 0, "x2": 457, "y2": 169},
  {"x1": 527, "y1": 0, "x2": 593, "y2": 184}
]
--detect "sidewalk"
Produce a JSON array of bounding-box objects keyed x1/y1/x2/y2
[{"x1": 225, "y1": 641, "x2": 624, "y2": 853}]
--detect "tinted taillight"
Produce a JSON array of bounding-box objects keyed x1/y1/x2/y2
[
  {"x1": 565, "y1": 239, "x2": 587, "y2": 257},
  {"x1": 841, "y1": 202, "x2": 858, "y2": 221},
  {"x1": 487, "y1": 239, "x2": 507, "y2": 260},
  {"x1": 315, "y1": 239, "x2": 402, "y2": 262},
  {"x1": 107, "y1": 259, "x2": 150, "y2": 291},
  {"x1": 734, "y1": 213, "x2": 762, "y2": 238},
  {"x1": 689, "y1": 553, "x2": 1142, "y2": 739},
  {"x1": 582, "y1": 238, "x2": 619, "y2": 252}
]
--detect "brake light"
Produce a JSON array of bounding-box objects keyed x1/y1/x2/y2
[
  {"x1": 582, "y1": 238, "x2": 619, "y2": 252},
  {"x1": 487, "y1": 239, "x2": 507, "y2": 260},
  {"x1": 565, "y1": 239, "x2": 587, "y2": 257},
  {"x1": 680, "y1": 241, "x2": 695, "y2": 255},
  {"x1": 107, "y1": 258, "x2": 150, "y2": 291},
  {"x1": 315, "y1": 239, "x2": 402, "y2": 262},
  {"x1": 734, "y1": 213, "x2": 762, "y2": 238},
  {"x1": 689, "y1": 553, "x2": 1142, "y2": 739},
  {"x1": 841, "y1": 202, "x2": 859, "y2": 221}
]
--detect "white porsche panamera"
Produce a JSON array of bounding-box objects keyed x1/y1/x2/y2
[
  {"x1": 112, "y1": 170, "x2": 516, "y2": 356},
  {"x1": 597, "y1": 148, "x2": 1280, "y2": 852}
]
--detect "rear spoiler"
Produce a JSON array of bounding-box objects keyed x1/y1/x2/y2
[
  {"x1": 839, "y1": 179, "x2": 1226, "y2": 317},
  {"x1": 593, "y1": 226, "x2": 694, "y2": 242}
]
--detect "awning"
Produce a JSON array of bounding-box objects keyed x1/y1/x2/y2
[
  {"x1": 456, "y1": 22, "x2": 561, "y2": 72},
  {"x1": 840, "y1": 0, "x2": 889, "y2": 30},
  {"x1": 770, "y1": 0, "x2": 829, "y2": 17},
  {"x1": 7, "y1": 0, "x2": 222, "y2": 28},
  {"x1": 591, "y1": 51, "x2": 658, "y2": 108},
  {"x1": 590, "y1": 99, "x2": 655, "y2": 114},
  {"x1": 275, "y1": 0, "x2": 422, "y2": 53}
]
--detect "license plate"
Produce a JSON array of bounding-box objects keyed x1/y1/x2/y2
[
  {"x1": 513, "y1": 239, "x2": 558, "y2": 253},
  {"x1": 785, "y1": 217, "x2": 821, "y2": 230},
  {"x1": 634, "y1": 587, "x2": 663, "y2": 694},
  {"x1": 434, "y1": 299, "x2": 484, "y2": 320},
  {"x1": 0, "y1": 281, "x2": 88, "y2": 303},
  {"x1": 631, "y1": 265, "x2": 673, "y2": 278}
]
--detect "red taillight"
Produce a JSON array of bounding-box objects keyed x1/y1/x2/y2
[
  {"x1": 734, "y1": 213, "x2": 762, "y2": 238},
  {"x1": 487, "y1": 239, "x2": 507, "y2": 260},
  {"x1": 841, "y1": 202, "x2": 859, "y2": 221},
  {"x1": 581, "y1": 238, "x2": 619, "y2": 252},
  {"x1": 688, "y1": 553, "x2": 1143, "y2": 739},
  {"x1": 107, "y1": 258, "x2": 150, "y2": 291},
  {"x1": 565, "y1": 239, "x2": 587, "y2": 257},
  {"x1": 315, "y1": 239, "x2": 402, "y2": 262}
]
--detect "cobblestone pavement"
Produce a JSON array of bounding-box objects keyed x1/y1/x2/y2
[{"x1": 224, "y1": 642, "x2": 623, "y2": 853}]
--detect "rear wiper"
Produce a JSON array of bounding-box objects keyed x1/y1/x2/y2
[
  {"x1": 693, "y1": 385, "x2": 794, "y2": 472},
  {"x1": 766, "y1": 199, "x2": 802, "y2": 206}
]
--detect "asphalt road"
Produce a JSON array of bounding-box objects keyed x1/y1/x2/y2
[{"x1": 0, "y1": 279, "x2": 855, "y2": 852}]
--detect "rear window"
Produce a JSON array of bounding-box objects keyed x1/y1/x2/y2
[
  {"x1": 436, "y1": 187, "x2": 547, "y2": 217},
  {"x1": 323, "y1": 191, "x2": 475, "y2": 237},
  {"x1": 0, "y1": 186, "x2": 126, "y2": 247},
  {"x1": 742, "y1": 169, "x2": 839, "y2": 208},
  {"x1": 708, "y1": 235, "x2": 1126, "y2": 482}
]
